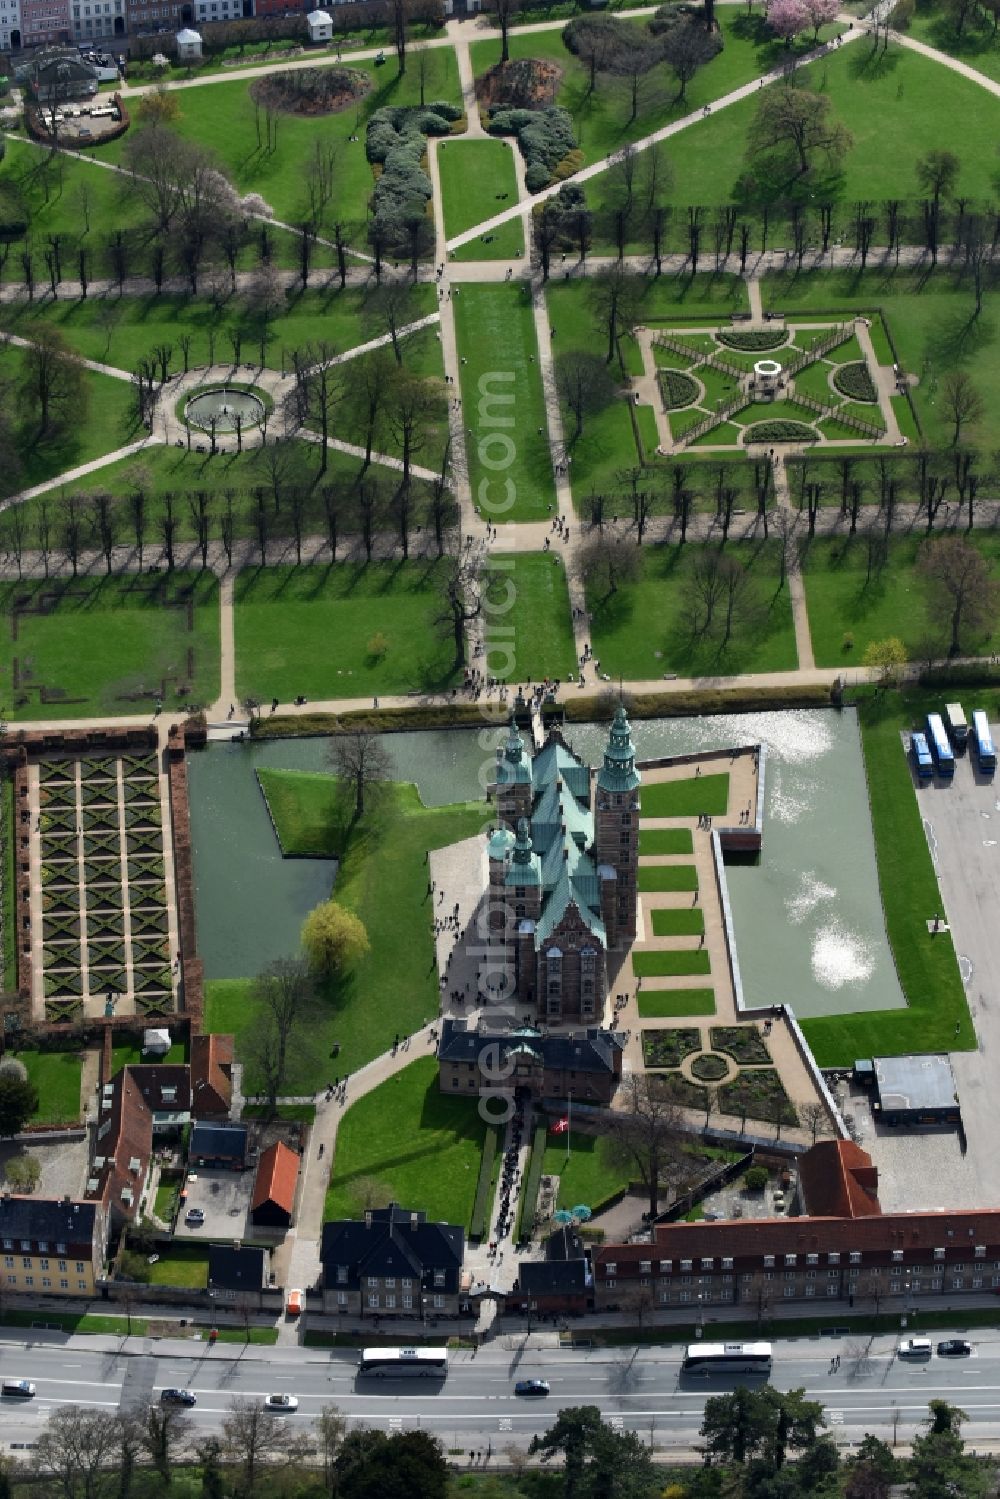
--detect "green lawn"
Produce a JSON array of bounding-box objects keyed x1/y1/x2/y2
[
  {"x1": 484, "y1": 553, "x2": 576, "y2": 681},
  {"x1": 15, "y1": 1050, "x2": 82, "y2": 1125},
  {"x1": 632, "y1": 949, "x2": 711, "y2": 977},
  {"x1": 801, "y1": 688, "x2": 974, "y2": 1064},
  {"x1": 803, "y1": 536, "x2": 1000, "y2": 666},
  {"x1": 540, "y1": 1128, "x2": 628, "y2": 1212},
  {"x1": 470, "y1": 9, "x2": 839, "y2": 176},
  {"x1": 234, "y1": 562, "x2": 462, "y2": 701},
  {"x1": 452, "y1": 283, "x2": 556, "y2": 522},
  {"x1": 439, "y1": 138, "x2": 524, "y2": 260},
  {"x1": 587, "y1": 543, "x2": 798, "y2": 680},
  {"x1": 100, "y1": 50, "x2": 461, "y2": 230},
  {"x1": 661, "y1": 40, "x2": 1000, "y2": 227},
  {"x1": 0, "y1": 283, "x2": 438, "y2": 386},
  {"x1": 906, "y1": 0, "x2": 1000, "y2": 86},
  {"x1": 637, "y1": 989, "x2": 717, "y2": 1018},
  {"x1": 0, "y1": 343, "x2": 140, "y2": 501},
  {"x1": 765, "y1": 269, "x2": 999, "y2": 450},
  {"x1": 1, "y1": 574, "x2": 221, "y2": 720},
  {"x1": 650, "y1": 907, "x2": 705, "y2": 936},
  {"x1": 111, "y1": 1042, "x2": 187, "y2": 1073},
  {"x1": 639, "y1": 828, "x2": 694, "y2": 855},
  {"x1": 147, "y1": 1247, "x2": 209, "y2": 1290},
  {"x1": 324, "y1": 1056, "x2": 489, "y2": 1227},
  {"x1": 642, "y1": 774, "x2": 729, "y2": 818},
  {"x1": 0, "y1": 440, "x2": 440, "y2": 555},
  {"x1": 206, "y1": 772, "x2": 484, "y2": 1087},
  {"x1": 637, "y1": 865, "x2": 700, "y2": 892}
]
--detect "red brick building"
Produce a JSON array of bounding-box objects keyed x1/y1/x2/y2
[{"x1": 592, "y1": 1141, "x2": 1000, "y2": 1316}]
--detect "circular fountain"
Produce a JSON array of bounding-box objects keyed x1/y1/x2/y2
[{"x1": 185, "y1": 387, "x2": 266, "y2": 432}]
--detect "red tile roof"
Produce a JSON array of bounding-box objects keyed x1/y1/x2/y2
[
  {"x1": 798, "y1": 1139, "x2": 882, "y2": 1219},
  {"x1": 190, "y1": 1034, "x2": 233, "y2": 1118},
  {"x1": 87, "y1": 1072, "x2": 152, "y2": 1223},
  {"x1": 251, "y1": 1141, "x2": 299, "y2": 1217}
]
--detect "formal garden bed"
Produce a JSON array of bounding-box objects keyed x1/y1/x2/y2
[
  {"x1": 641, "y1": 1027, "x2": 702, "y2": 1068},
  {"x1": 719, "y1": 1068, "x2": 797, "y2": 1127},
  {"x1": 710, "y1": 1026, "x2": 770, "y2": 1064},
  {"x1": 689, "y1": 1052, "x2": 729, "y2": 1081},
  {"x1": 833, "y1": 360, "x2": 879, "y2": 402}
]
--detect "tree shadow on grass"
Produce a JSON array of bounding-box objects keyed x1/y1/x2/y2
[{"x1": 922, "y1": 307, "x2": 996, "y2": 376}]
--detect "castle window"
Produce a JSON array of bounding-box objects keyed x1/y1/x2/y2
[
  {"x1": 515, "y1": 887, "x2": 525, "y2": 899},
  {"x1": 621, "y1": 813, "x2": 630, "y2": 824}
]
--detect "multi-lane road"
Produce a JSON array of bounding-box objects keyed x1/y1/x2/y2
[{"x1": 3, "y1": 1328, "x2": 1000, "y2": 1454}]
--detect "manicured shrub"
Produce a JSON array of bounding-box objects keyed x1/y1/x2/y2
[
  {"x1": 717, "y1": 328, "x2": 788, "y2": 351},
  {"x1": 743, "y1": 1165, "x2": 769, "y2": 1191},
  {"x1": 833, "y1": 360, "x2": 878, "y2": 402},
  {"x1": 690, "y1": 1052, "x2": 728, "y2": 1081},
  {"x1": 659, "y1": 369, "x2": 699, "y2": 409},
  {"x1": 489, "y1": 104, "x2": 578, "y2": 190},
  {"x1": 743, "y1": 420, "x2": 816, "y2": 443}
]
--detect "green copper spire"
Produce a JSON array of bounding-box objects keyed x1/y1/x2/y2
[
  {"x1": 596, "y1": 703, "x2": 640, "y2": 794},
  {"x1": 495, "y1": 717, "x2": 532, "y2": 784}
]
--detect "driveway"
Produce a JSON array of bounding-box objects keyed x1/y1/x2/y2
[{"x1": 177, "y1": 1168, "x2": 256, "y2": 1241}]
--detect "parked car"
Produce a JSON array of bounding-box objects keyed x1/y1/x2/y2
[
  {"x1": 264, "y1": 1394, "x2": 299, "y2": 1412},
  {"x1": 936, "y1": 1339, "x2": 972, "y2": 1358},
  {"x1": 898, "y1": 1338, "x2": 933, "y2": 1358},
  {"x1": 184, "y1": 1208, "x2": 205, "y2": 1226},
  {"x1": 160, "y1": 1389, "x2": 197, "y2": 1406},
  {"x1": 514, "y1": 1379, "x2": 550, "y2": 1396}
]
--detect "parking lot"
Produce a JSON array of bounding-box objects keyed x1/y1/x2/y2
[
  {"x1": 895, "y1": 729, "x2": 1000, "y2": 1206},
  {"x1": 176, "y1": 1168, "x2": 256, "y2": 1241}
]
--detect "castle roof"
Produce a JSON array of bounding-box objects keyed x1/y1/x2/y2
[{"x1": 596, "y1": 704, "x2": 641, "y2": 794}]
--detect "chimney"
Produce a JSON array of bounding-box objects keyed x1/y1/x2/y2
[
  {"x1": 410, "y1": 1213, "x2": 418, "y2": 1232},
  {"x1": 364, "y1": 1210, "x2": 372, "y2": 1229}
]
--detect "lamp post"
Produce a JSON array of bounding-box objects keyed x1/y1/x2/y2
[
  {"x1": 566, "y1": 1089, "x2": 573, "y2": 1166},
  {"x1": 696, "y1": 1292, "x2": 704, "y2": 1338}
]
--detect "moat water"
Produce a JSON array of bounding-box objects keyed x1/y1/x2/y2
[{"x1": 186, "y1": 708, "x2": 905, "y2": 1020}]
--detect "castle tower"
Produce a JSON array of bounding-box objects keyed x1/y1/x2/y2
[
  {"x1": 593, "y1": 703, "x2": 641, "y2": 945},
  {"x1": 490, "y1": 717, "x2": 533, "y2": 828}
]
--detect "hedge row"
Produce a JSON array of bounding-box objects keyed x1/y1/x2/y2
[
  {"x1": 470, "y1": 1123, "x2": 500, "y2": 1240},
  {"x1": 366, "y1": 101, "x2": 462, "y2": 235},
  {"x1": 516, "y1": 1122, "x2": 549, "y2": 1242}
]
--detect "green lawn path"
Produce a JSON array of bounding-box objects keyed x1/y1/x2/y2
[{"x1": 439, "y1": 138, "x2": 524, "y2": 260}]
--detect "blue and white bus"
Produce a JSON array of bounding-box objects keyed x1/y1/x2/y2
[
  {"x1": 972, "y1": 710, "x2": 996, "y2": 775},
  {"x1": 911, "y1": 731, "x2": 934, "y2": 781},
  {"x1": 682, "y1": 1342, "x2": 773, "y2": 1377},
  {"x1": 358, "y1": 1347, "x2": 449, "y2": 1378},
  {"x1": 925, "y1": 713, "x2": 955, "y2": 778}
]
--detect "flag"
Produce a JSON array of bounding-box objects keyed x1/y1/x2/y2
[{"x1": 550, "y1": 1117, "x2": 569, "y2": 1134}]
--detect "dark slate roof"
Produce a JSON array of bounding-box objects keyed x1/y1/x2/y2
[
  {"x1": 320, "y1": 1202, "x2": 464, "y2": 1294},
  {"x1": 190, "y1": 1122, "x2": 247, "y2": 1160},
  {"x1": 546, "y1": 1225, "x2": 584, "y2": 1261},
  {"x1": 517, "y1": 1258, "x2": 590, "y2": 1295},
  {"x1": 208, "y1": 1243, "x2": 267, "y2": 1293},
  {"x1": 439, "y1": 1019, "x2": 625, "y2": 1076},
  {"x1": 0, "y1": 1195, "x2": 98, "y2": 1247}
]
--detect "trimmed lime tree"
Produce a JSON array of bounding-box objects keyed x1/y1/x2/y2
[{"x1": 302, "y1": 900, "x2": 370, "y2": 977}]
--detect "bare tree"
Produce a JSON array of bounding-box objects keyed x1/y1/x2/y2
[
  {"x1": 221, "y1": 1399, "x2": 294, "y2": 1499},
  {"x1": 555, "y1": 350, "x2": 618, "y2": 442},
  {"x1": 574, "y1": 534, "x2": 641, "y2": 601},
  {"x1": 799, "y1": 1101, "x2": 830, "y2": 1144},
  {"x1": 34, "y1": 1405, "x2": 122, "y2": 1499},
  {"x1": 316, "y1": 1405, "x2": 347, "y2": 1497},
  {"x1": 603, "y1": 1073, "x2": 686, "y2": 1217},
  {"x1": 143, "y1": 1404, "x2": 192, "y2": 1487},
  {"x1": 328, "y1": 731, "x2": 393, "y2": 822},
  {"x1": 940, "y1": 371, "x2": 984, "y2": 448},
  {"x1": 246, "y1": 958, "x2": 316, "y2": 1118},
  {"x1": 434, "y1": 549, "x2": 484, "y2": 670},
  {"x1": 918, "y1": 534, "x2": 1000, "y2": 657}
]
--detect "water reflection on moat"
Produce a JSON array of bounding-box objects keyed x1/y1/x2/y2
[{"x1": 186, "y1": 708, "x2": 904, "y2": 1020}]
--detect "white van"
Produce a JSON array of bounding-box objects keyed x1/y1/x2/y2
[
  {"x1": 1, "y1": 1379, "x2": 36, "y2": 1397},
  {"x1": 898, "y1": 1338, "x2": 932, "y2": 1358}
]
